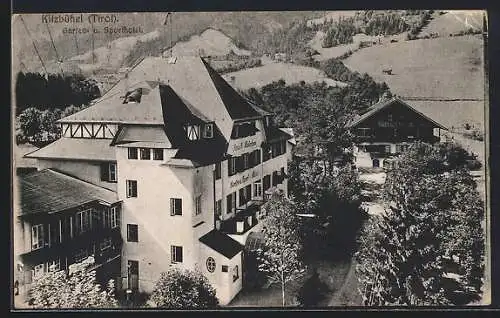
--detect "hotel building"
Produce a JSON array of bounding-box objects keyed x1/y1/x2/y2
[{"x1": 16, "y1": 55, "x2": 295, "y2": 305}]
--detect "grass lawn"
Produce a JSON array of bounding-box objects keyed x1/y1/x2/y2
[
  {"x1": 343, "y1": 35, "x2": 484, "y2": 100},
  {"x1": 328, "y1": 260, "x2": 363, "y2": 306},
  {"x1": 227, "y1": 258, "x2": 352, "y2": 307},
  {"x1": 420, "y1": 11, "x2": 484, "y2": 37},
  {"x1": 222, "y1": 62, "x2": 347, "y2": 91}
]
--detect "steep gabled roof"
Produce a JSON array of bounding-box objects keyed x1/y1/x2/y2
[
  {"x1": 201, "y1": 59, "x2": 261, "y2": 121},
  {"x1": 59, "y1": 81, "x2": 164, "y2": 124},
  {"x1": 347, "y1": 97, "x2": 448, "y2": 130},
  {"x1": 59, "y1": 56, "x2": 259, "y2": 141},
  {"x1": 19, "y1": 169, "x2": 119, "y2": 216}
]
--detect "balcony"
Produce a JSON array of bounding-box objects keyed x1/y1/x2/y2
[
  {"x1": 19, "y1": 227, "x2": 122, "y2": 268},
  {"x1": 219, "y1": 200, "x2": 267, "y2": 236},
  {"x1": 354, "y1": 134, "x2": 440, "y2": 144}
]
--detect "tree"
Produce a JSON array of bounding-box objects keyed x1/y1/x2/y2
[
  {"x1": 356, "y1": 143, "x2": 485, "y2": 306},
  {"x1": 256, "y1": 191, "x2": 306, "y2": 306},
  {"x1": 150, "y1": 268, "x2": 218, "y2": 309},
  {"x1": 15, "y1": 72, "x2": 100, "y2": 115},
  {"x1": 18, "y1": 107, "x2": 43, "y2": 146},
  {"x1": 28, "y1": 256, "x2": 119, "y2": 308}
]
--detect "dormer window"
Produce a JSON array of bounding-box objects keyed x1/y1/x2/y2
[
  {"x1": 231, "y1": 121, "x2": 257, "y2": 139},
  {"x1": 185, "y1": 125, "x2": 201, "y2": 141},
  {"x1": 123, "y1": 88, "x2": 143, "y2": 104},
  {"x1": 203, "y1": 123, "x2": 214, "y2": 139}
]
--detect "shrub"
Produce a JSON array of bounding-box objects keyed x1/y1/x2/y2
[{"x1": 150, "y1": 268, "x2": 218, "y2": 309}]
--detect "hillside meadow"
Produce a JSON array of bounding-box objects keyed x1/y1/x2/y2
[
  {"x1": 343, "y1": 35, "x2": 485, "y2": 100},
  {"x1": 222, "y1": 62, "x2": 347, "y2": 91}
]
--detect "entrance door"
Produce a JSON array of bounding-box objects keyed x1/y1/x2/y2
[
  {"x1": 127, "y1": 260, "x2": 139, "y2": 291},
  {"x1": 372, "y1": 158, "x2": 380, "y2": 168}
]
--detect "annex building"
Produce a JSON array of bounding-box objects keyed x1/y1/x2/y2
[
  {"x1": 347, "y1": 97, "x2": 447, "y2": 168},
  {"x1": 15, "y1": 55, "x2": 295, "y2": 305}
]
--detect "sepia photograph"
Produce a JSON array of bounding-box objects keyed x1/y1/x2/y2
[{"x1": 11, "y1": 10, "x2": 489, "y2": 309}]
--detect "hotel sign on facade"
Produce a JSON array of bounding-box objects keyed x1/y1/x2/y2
[
  {"x1": 227, "y1": 134, "x2": 261, "y2": 157},
  {"x1": 229, "y1": 168, "x2": 261, "y2": 189}
]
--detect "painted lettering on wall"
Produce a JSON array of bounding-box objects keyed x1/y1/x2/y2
[
  {"x1": 229, "y1": 169, "x2": 260, "y2": 188},
  {"x1": 232, "y1": 139, "x2": 257, "y2": 152}
]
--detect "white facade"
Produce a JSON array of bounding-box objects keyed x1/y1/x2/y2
[{"x1": 22, "y1": 56, "x2": 295, "y2": 306}]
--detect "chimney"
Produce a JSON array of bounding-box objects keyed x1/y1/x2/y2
[{"x1": 123, "y1": 73, "x2": 129, "y2": 95}]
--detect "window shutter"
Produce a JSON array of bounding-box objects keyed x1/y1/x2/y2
[
  {"x1": 178, "y1": 246, "x2": 183, "y2": 263},
  {"x1": 170, "y1": 199, "x2": 174, "y2": 216},
  {"x1": 237, "y1": 156, "x2": 244, "y2": 172},
  {"x1": 100, "y1": 163, "x2": 109, "y2": 181}
]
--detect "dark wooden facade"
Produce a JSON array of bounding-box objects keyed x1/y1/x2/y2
[
  {"x1": 352, "y1": 101, "x2": 441, "y2": 144},
  {"x1": 16, "y1": 201, "x2": 122, "y2": 291}
]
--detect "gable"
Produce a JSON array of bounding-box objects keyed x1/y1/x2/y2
[{"x1": 348, "y1": 98, "x2": 447, "y2": 130}]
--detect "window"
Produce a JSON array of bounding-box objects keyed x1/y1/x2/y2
[
  {"x1": 170, "y1": 198, "x2": 182, "y2": 216},
  {"x1": 388, "y1": 114, "x2": 393, "y2": 122},
  {"x1": 100, "y1": 162, "x2": 117, "y2": 182},
  {"x1": 126, "y1": 180, "x2": 138, "y2": 198},
  {"x1": 76, "y1": 209, "x2": 92, "y2": 234},
  {"x1": 231, "y1": 121, "x2": 256, "y2": 139},
  {"x1": 206, "y1": 257, "x2": 216, "y2": 273},
  {"x1": 102, "y1": 206, "x2": 119, "y2": 229},
  {"x1": 47, "y1": 259, "x2": 60, "y2": 272},
  {"x1": 233, "y1": 265, "x2": 239, "y2": 282},
  {"x1": 102, "y1": 209, "x2": 111, "y2": 228},
  {"x1": 263, "y1": 175, "x2": 271, "y2": 192},
  {"x1": 153, "y1": 148, "x2": 164, "y2": 160},
  {"x1": 222, "y1": 265, "x2": 228, "y2": 272},
  {"x1": 128, "y1": 147, "x2": 138, "y2": 159},
  {"x1": 203, "y1": 123, "x2": 214, "y2": 138},
  {"x1": 109, "y1": 163, "x2": 117, "y2": 181},
  {"x1": 253, "y1": 149, "x2": 261, "y2": 166},
  {"x1": 214, "y1": 162, "x2": 221, "y2": 180},
  {"x1": 215, "y1": 199, "x2": 222, "y2": 217},
  {"x1": 239, "y1": 185, "x2": 252, "y2": 207},
  {"x1": 272, "y1": 171, "x2": 279, "y2": 186},
  {"x1": 127, "y1": 224, "x2": 138, "y2": 242},
  {"x1": 271, "y1": 140, "x2": 286, "y2": 158},
  {"x1": 228, "y1": 157, "x2": 237, "y2": 176},
  {"x1": 100, "y1": 237, "x2": 113, "y2": 251},
  {"x1": 31, "y1": 224, "x2": 45, "y2": 250},
  {"x1": 243, "y1": 153, "x2": 250, "y2": 170},
  {"x1": 263, "y1": 146, "x2": 271, "y2": 162},
  {"x1": 140, "y1": 148, "x2": 151, "y2": 160},
  {"x1": 195, "y1": 195, "x2": 202, "y2": 215},
  {"x1": 171, "y1": 245, "x2": 183, "y2": 263},
  {"x1": 74, "y1": 249, "x2": 89, "y2": 263},
  {"x1": 239, "y1": 188, "x2": 246, "y2": 207},
  {"x1": 32, "y1": 264, "x2": 44, "y2": 280},
  {"x1": 253, "y1": 181, "x2": 262, "y2": 198},
  {"x1": 186, "y1": 125, "x2": 201, "y2": 141},
  {"x1": 226, "y1": 192, "x2": 236, "y2": 214},
  {"x1": 357, "y1": 128, "x2": 372, "y2": 137},
  {"x1": 111, "y1": 206, "x2": 119, "y2": 228}
]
